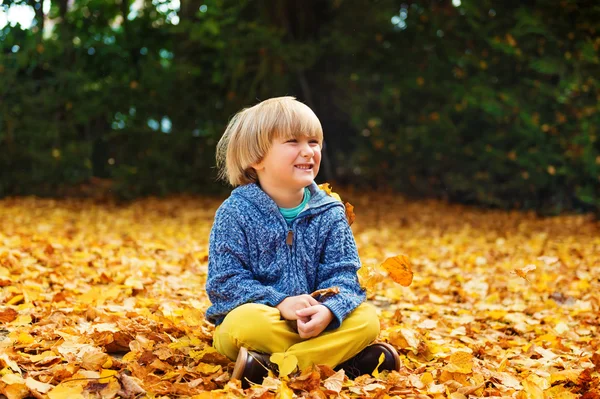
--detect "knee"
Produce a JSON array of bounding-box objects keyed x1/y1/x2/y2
[
  {"x1": 357, "y1": 303, "x2": 380, "y2": 342},
  {"x1": 219, "y1": 303, "x2": 277, "y2": 343}
]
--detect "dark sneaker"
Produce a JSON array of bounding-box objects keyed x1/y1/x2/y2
[
  {"x1": 335, "y1": 342, "x2": 400, "y2": 379},
  {"x1": 231, "y1": 347, "x2": 278, "y2": 388}
]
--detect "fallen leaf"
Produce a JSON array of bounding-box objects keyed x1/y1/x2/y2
[
  {"x1": 47, "y1": 383, "x2": 85, "y2": 399},
  {"x1": 371, "y1": 352, "x2": 385, "y2": 378},
  {"x1": 323, "y1": 369, "x2": 345, "y2": 394},
  {"x1": 277, "y1": 380, "x2": 294, "y2": 399},
  {"x1": 118, "y1": 374, "x2": 146, "y2": 398},
  {"x1": 444, "y1": 352, "x2": 473, "y2": 374},
  {"x1": 310, "y1": 286, "x2": 340, "y2": 301},
  {"x1": 25, "y1": 377, "x2": 54, "y2": 394},
  {"x1": 0, "y1": 308, "x2": 18, "y2": 323}
]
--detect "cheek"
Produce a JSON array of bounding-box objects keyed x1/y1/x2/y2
[{"x1": 313, "y1": 149, "x2": 322, "y2": 174}]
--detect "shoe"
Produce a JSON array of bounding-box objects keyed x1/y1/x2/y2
[
  {"x1": 231, "y1": 347, "x2": 278, "y2": 388},
  {"x1": 335, "y1": 342, "x2": 400, "y2": 379}
]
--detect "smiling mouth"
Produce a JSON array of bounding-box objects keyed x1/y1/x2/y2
[{"x1": 295, "y1": 164, "x2": 313, "y2": 170}]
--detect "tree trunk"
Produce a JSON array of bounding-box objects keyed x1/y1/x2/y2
[{"x1": 180, "y1": 0, "x2": 203, "y2": 23}]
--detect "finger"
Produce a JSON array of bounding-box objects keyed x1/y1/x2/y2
[
  {"x1": 296, "y1": 306, "x2": 319, "y2": 317},
  {"x1": 298, "y1": 325, "x2": 315, "y2": 338},
  {"x1": 308, "y1": 296, "x2": 320, "y2": 306},
  {"x1": 301, "y1": 317, "x2": 321, "y2": 332}
]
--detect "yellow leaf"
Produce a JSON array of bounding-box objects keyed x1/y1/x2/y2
[
  {"x1": 47, "y1": 384, "x2": 84, "y2": 399},
  {"x1": 522, "y1": 378, "x2": 544, "y2": 399},
  {"x1": 550, "y1": 369, "x2": 583, "y2": 384},
  {"x1": 544, "y1": 385, "x2": 578, "y2": 399},
  {"x1": 99, "y1": 368, "x2": 118, "y2": 383},
  {"x1": 196, "y1": 363, "x2": 221, "y2": 374},
  {"x1": 514, "y1": 264, "x2": 536, "y2": 282},
  {"x1": 183, "y1": 308, "x2": 205, "y2": 327},
  {"x1": 0, "y1": 353, "x2": 21, "y2": 374},
  {"x1": 444, "y1": 352, "x2": 473, "y2": 374},
  {"x1": 81, "y1": 351, "x2": 110, "y2": 371},
  {"x1": 381, "y1": 254, "x2": 414, "y2": 286},
  {"x1": 121, "y1": 351, "x2": 137, "y2": 362},
  {"x1": 3, "y1": 383, "x2": 30, "y2": 399},
  {"x1": 2, "y1": 373, "x2": 24, "y2": 385},
  {"x1": 6, "y1": 295, "x2": 24, "y2": 306},
  {"x1": 270, "y1": 353, "x2": 298, "y2": 378},
  {"x1": 420, "y1": 372, "x2": 434, "y2": 386},
  {"x1": 371, "y1": 352, "x2": 385, "y2": 378},
  {"x1": 277, "y1": 380, "x2": 294, "y2": 399}
]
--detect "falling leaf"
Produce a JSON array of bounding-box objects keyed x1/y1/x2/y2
[
  {"x1": 270, "y1": 353, "x2": 298, "y2": 378},
  {"x1": 514, "y1": 264, "x2": 536, "y2": 282},
  {"x1": 344, "y1": 202, "x2": 355, "y2": 226},
  {"x1": 318, "y1": 183, "x2": 354, "y2": 225},
  {"x1": 381, "y1": 254, "x2": 414, "y2": 286}
]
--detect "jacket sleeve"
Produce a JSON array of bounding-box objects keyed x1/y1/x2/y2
[
  {"x1": 205, "y1": 205, "x2": 288, "y2": 325},
  {"x1": 316, "y1": 207, "x2": 366, "y2": 330}
]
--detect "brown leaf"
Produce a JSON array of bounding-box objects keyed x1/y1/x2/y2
[
  {"x1": 118, "y1": 374, "x2": 145, "y2": 398},
  {"x1": 344, "y1": 202, "x2": 355, "y2": 226},
  {"x1": 0, "y1": 308, "x2": 18, "y2": 323},
  {"x1": 310, "y1": 287, "x2": 340, "y2": 301}
]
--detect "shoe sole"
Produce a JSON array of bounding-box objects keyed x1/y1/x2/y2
[{"x1": 231, "y1": 346, "x2": 248, "y2": 382}]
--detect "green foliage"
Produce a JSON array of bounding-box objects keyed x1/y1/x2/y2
[
  {"x1": 0, "y1": 0, "x2": 599, "y2": 214},
  {"x1": 335, "y1": 0, "x2": 600, "y2": 214}
]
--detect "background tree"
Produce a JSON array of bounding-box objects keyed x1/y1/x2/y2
[{"x1": 1, "y1": 0, "x2": 598, "y2": 213}]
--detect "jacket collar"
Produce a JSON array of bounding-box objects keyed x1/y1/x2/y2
[{"x1": 232, "y1": 182, "x2": 342, "y2": 219}]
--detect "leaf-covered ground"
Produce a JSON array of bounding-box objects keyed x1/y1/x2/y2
[{"x1": 1, "y1": 193, "x2": 599, "y2": 399}]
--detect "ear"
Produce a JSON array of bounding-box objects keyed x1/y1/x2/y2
[{"x1": 250, "y1": 158, "x2": 265, "y2": 171}]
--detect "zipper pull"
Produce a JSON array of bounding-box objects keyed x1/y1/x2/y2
[{"x1": 286, "y1": 230, "x2": 293, "y2": 246}]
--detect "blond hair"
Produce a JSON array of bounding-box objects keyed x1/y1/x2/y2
[{"x1": 216, "y1": 96, "x2": 324, "y2": 186}]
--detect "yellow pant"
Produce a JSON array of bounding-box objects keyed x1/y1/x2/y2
[{"x1": 213, "y1": 302, "x2": 380, "y2": 370}]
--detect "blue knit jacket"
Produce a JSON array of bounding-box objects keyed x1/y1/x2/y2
[{"x1": 205, "y1": 182, "x2": 366, "y2": 329}]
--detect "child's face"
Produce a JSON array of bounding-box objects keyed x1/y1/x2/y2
[{"x1": 253, "y1": 135, "x2": 321, "y2": 192}]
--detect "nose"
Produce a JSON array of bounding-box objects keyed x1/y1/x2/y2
[{"x1": 300, "y1": 142, "x2": 314, "y2": 158}]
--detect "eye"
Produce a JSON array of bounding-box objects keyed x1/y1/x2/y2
[{"x1": 286, "y1": 139, "x2": 298, "y2": 143}]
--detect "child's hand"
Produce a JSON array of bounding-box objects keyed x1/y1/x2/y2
[
  {"x1": 276, "y1": 295, "x2": 320, "y2": 321},
  {"x1": 295, "y1": 305, "x2": 334, "y2": 339}
]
